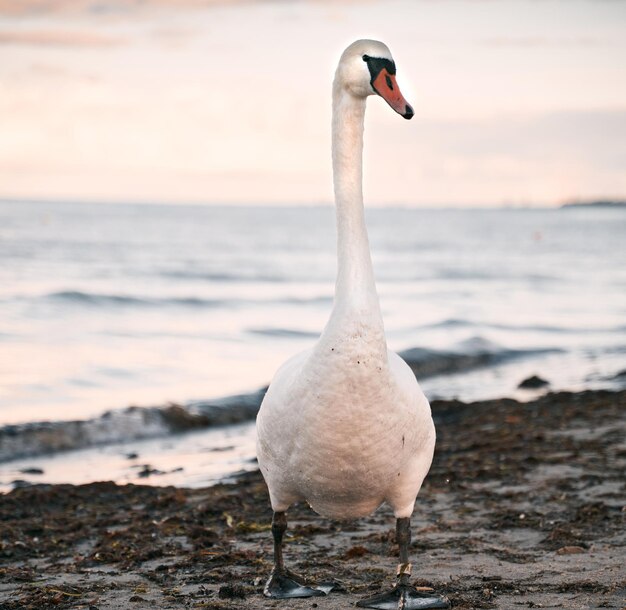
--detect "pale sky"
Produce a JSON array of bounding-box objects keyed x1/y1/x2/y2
[{"x1": 1, "y1": 0, "x2": 625, "y2": 206}]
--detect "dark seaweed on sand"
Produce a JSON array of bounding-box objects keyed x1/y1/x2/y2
[{"x1": 0, "y1": 390, "x2": 624, "y2": 609}]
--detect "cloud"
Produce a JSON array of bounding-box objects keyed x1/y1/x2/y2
[
  {"x1": 0, "y1": 29, "x2": 125, "y2": 47},
  {"x1": 150, "y1": 27, "x2": 197, "y2": 49},
  {"x1": 0, "y1": 0, "x2": 256, "y2": 18},
  {"x1": 0, "y1": 0, "x2": 135, "y2": 17},
  {"x1": 481, "y1": 36, "x2": 603, "y2": 48},
  {"x1": 0, "y1": 0, "x2": 107, "y2": 17}
]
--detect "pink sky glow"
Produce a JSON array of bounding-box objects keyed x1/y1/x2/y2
[{"x1": 0, "y1": 0, "x2": 625, "y2": 206}]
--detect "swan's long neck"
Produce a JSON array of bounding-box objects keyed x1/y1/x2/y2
[{"x1": 329, "y1": 80, "x2": 383, "y2": 328}]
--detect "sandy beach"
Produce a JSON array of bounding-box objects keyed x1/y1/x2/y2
[{"x1": 1, "y1": 388, "x2": 624, "y2": 609}]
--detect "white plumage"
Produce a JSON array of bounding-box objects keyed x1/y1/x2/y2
[
  {"x1": 255, "y1": 39, "x2": 447, "y2": 609},
  {"x1": 256, "y1": 39, "x2": 435, "y2": 523}
]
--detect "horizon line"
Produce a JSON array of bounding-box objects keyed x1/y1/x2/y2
[{"x1": 0, "y1": 195, "x2": 600, "y2": 210}]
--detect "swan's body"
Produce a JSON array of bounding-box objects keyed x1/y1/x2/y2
[
  {"x1": 257, "y1": 341, "x2": 435, "y2": 520},
  {"x1": 255, "y1": 40, "x2": 448, "y2": 610},
  {"x1": 257, "y1": 38, "x2": 434, "y2": 522}
]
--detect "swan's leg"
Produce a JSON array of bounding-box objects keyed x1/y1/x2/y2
[
  {"x1": 356, "y1": 517, "x2": 450, "y2": 609},
  {"x1": 263, "y1": 511, "x2": 325, "y2": 599}
]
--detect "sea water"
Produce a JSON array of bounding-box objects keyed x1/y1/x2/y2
[{"x1": 0, "y1": 201, "x2": 624, "y2": 488}]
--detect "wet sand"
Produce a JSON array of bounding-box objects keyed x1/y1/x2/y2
[{"x1": 1, "y1": 389, "x2": 624, "y2": 609}]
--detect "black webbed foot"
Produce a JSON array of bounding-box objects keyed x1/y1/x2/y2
[
  {"x1": 356, "y1": 584, "x2": 450, "y2": 610},
  {"x1": 264, "y1": 568, "x2": 326, "y2": 599}
]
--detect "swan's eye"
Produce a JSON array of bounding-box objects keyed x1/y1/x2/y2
[
  {"x1": 385, "y1": 75, "x2": 393, "y2": 90},
  {"x1": 362, "y1": 54, "x2": 370, "y2": 62}
]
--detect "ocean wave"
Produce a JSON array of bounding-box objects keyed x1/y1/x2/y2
[
  {"x1": 400, "y1": 336, "x2": 562, "y2": 379},
  {"x1": 247, "y1": 327, "x2": 320, "y2": 338},
  {"x1": 159, "y1": 270, "x2": 290, "y2": 283},
  {"x1": 418, "y1": 318, "x2": 624, "y2": 334},
  {"x1": 433, "y1": 270, "x2": 560, "y2": 282},
  {"x1": 23, "y1": 290, "x2": 333, "y2": 309},
  {"x1": 419, "y1": 318, "x2": 474, "y2": 329},
  {"x1": 45, "y1": 291, "x2": 225, "y2": 308},
  {"x1": 0, "y1": 388, "x2": 267, "y2": 463},
  {"x1": 282, "y1": 295, "x2": 333, "y2": 305},
  {"x1": 0, "y1": 338, "x2": 563, "y2": 463}
]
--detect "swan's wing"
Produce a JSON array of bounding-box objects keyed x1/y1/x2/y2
[
  {"x1": 255, "y1": 348, "x2": 313, "y2": 511},
  {"x1": 385, "y1": 350, "x2": 436, "y2": 517},
  {"x1": 388, "y1": 350, "x2": 430, "y2": 410}
]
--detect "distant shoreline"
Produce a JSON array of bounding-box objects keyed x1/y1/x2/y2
[{"x1": 561, "y1": 199, "x2": 626, "y2": 209}]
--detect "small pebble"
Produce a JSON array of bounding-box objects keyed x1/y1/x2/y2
[
  {"x1": 556, "y1": 546, "x2": 585, "y2": 555},
  {"x1": 218, "y1": 584, "x2": 247, "y2": 599},
  {"x1": 518, "y1": 375, "x2": 549, "y2": 389},
  {"x1": 19, "y1": 467, "x2": 44, "y2": 475}
]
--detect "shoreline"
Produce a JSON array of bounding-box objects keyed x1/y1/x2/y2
[
  {"x1": 1, "y1": 388, "x2": 624, "y2": 609},
  {"x1": 2, "y1": 337, "x2": 621, "y2": 467}
]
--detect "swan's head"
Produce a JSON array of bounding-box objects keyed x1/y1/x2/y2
[{"x1": 336, "y1": 39, "x2": 414, "y2": 120}]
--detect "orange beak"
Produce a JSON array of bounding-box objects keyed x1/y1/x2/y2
[{"x1": 372, "y1": 68, "x2": 414, "y2": 120}]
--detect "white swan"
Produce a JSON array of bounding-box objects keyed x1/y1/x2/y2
[{"x1": 256, "y1": 40, "x2": 449, "y2": 610}]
